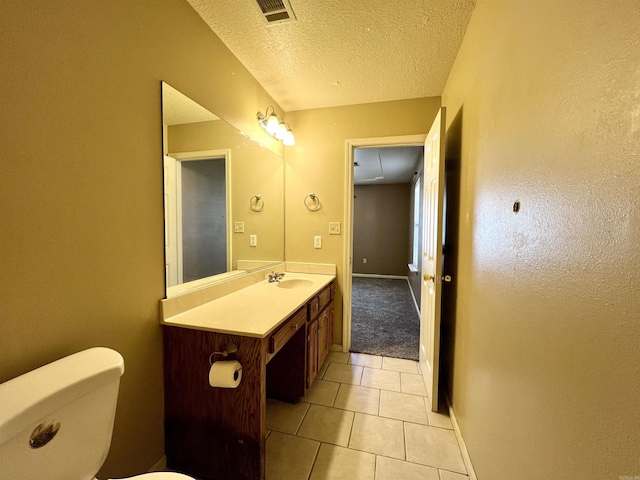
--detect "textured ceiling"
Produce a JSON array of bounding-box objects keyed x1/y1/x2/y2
[
  {"x1": 163, "y1": 83, "x2": 219, "y2": 125},
  {"x1": 354, "y1": 146, "x2": 423, "y2": 185},
  {"x1": 186, "y1": 0, "x2": 476, "y2": 111}
]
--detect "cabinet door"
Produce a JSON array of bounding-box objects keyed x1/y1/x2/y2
[
  {"x1": 318, "y1": 307, "x2": 330, "y2": 367},
  {"x1": 307, "y1": 319, "x2": 318, "y2": 388},
  {"x1": 328, "y1": 302, "x2": 334, "y2": 352}
]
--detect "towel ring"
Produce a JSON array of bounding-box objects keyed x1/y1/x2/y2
[
  {"x1": 250, "y1": 194, "x2": 264, "y2": 212},
  {"x1": 304, "y1": 193, "x2": 322, "y2": 211}
]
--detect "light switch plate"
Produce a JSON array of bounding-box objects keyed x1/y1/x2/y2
[
  {"x1": 250, "y1": 234, "x2": 257, "y2": 247},
  {"x1": 234, "y1": 222, "x2": 244, "y2": 233},
  {"x1": 329, "y1": 222, "x2": 341, "y2": 235},
  {"x1": 314, "y1": 236, "x2": 322, "y2": 248}
]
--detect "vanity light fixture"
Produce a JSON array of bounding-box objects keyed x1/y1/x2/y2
[{"x1": 257, "y1": 106, "x2": 295, "y2": 146}]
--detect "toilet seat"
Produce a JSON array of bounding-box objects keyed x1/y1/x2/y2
[{"x1": 109, "y1": 473, "x2": 195, "y2": 479}]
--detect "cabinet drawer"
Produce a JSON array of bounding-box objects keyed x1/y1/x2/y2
[
  {"x1": 318, "y1": 285, "x2": 332, "y2": 311},
  {"x1": 269, "y1": 307, "x2": 307, "y2": 355},
  {"x1": 308, "y1": 297, "x2": 320, "y2": 320}
]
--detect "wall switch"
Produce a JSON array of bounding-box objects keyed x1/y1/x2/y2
[
  {"x1": 250, "y1": 235, "x2": 257, "y2": 247},
  {"x1": 329, "y1": 222, "x2": 341, "y2": 235},
  {"x1": 314, "y1": 236, "x2": 322, "y2": 249},
  {"x1": 363, "y1": 258, "x2": 367, "y2": 264},
  {"x1": 234, "y1": 222, "x2": 244, "y2": 233}
]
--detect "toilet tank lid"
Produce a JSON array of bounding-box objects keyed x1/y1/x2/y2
[{"x1": 0, "y1": 347, "x2": 125, "y2": 444}]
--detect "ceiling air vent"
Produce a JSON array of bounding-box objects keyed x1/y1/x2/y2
[{"x1": 252, "y1": 0, "x2": 297, "y2": 25}]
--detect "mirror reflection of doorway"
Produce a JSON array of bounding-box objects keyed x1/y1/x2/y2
[
  {"x1": 180, "y1": 157, "x2": 226, "y2": 283},
  {"x1": 164, "y1": 150, "x2": 229, "y2": 287}
]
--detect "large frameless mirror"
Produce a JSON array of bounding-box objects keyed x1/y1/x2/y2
[{"x1": 162, "y1": 82, "x2": 284, "y2": 297}]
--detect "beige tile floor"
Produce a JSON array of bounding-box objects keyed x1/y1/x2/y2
[{"x1": 266, "y1": 352, "x2": 469, "y2": 480}]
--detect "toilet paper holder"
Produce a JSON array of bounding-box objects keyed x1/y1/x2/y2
[{"x1": 208, "y1": 343, "x2": 238, "y2": 365}]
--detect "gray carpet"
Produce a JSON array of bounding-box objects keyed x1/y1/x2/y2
[{"x1": 351, "y1": 277, "x2": 420, "y2": 361}]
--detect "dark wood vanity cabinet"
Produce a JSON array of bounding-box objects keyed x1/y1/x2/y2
[
  {"x1": 307, "y1": 282, "x2": 335, "y2": 388},
  {"x1": 163, "y1": 279, "x2": 336, "y2": 480}
]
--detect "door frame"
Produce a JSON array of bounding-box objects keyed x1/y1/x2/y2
[
  {"x1": 342, "y1": 134, "x2": 427, "y2": 352},
  {"x1": 168, "y1": 149, "x2": 232, "y2": 281}
]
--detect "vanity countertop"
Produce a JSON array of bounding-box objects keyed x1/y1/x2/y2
[{"x1": 161, "y1": 272, "x2": 335, "y2": 338}]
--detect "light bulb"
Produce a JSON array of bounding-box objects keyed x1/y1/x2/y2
[
  {"x1": 265, "y1": 113, "x2": 279, "y2": 136},
  {"x1": 275, "y1": 122, "x2": 287, "y2": 140},
  {"x1": 283, "y1": 129, "x2": 295, "y2": 146}
]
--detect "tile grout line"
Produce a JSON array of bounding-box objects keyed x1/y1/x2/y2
[
  {"x1": 265, "y1": 357, "x2": 468, "y2": 479},
  {"x1": 345, "y1": 379, "x2": 357, "y2": 449},
  {"x1": 403, "y1": 420, "x2": 408, "y2": 462},
  {"x1": 373, "y1": 451, "x2": 378, "y2": 480},
  {"x1": 305, "y1": 441, "x2": 322, "y2": 480},
  {"x1": 294, "y1": 401, "x2": 311, "y2": 436}
]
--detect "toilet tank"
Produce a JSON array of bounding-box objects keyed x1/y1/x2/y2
[{"x1": 0, "y1": 347, "x2": 125, "y2": 480}]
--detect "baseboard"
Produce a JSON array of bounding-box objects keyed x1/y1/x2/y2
[
  {"x1": 406, "y1": 278, "x2": 420, "y2": 315},
  {"x1": 352, "y1": 273, "x2": 407, "y2": 280},
  {"x1": 445, "y1": 393, "x2": 478, "y2": 480}
]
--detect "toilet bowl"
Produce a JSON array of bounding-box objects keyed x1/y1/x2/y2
[{"x1": 0, "y1": 347, "x2": 196, "y2": 480}]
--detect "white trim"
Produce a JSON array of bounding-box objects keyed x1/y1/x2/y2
[
  {"x1": 169, "y1": 149, "x2": 232, "y2": 273},
  {"x1": 408, "y1": 263, "x2": 418, "y2": 272},
  {"x1": 446, "y1": 393, "x2": 478, "y2": 480},
  {"x1": 343, "y1": 134, "x2": 428, "y2": 353},
  {"x1": 352, "y1": 273, "x2": 407, "y2": 280},
  {"x1": 176, "y1": 161, "x2": 184, "y2": 282},
  {"x1": 407, "y1": 277, "x2": 420, "y2": 315}
]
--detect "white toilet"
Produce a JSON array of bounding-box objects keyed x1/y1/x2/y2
[{"x1": 0, "y1": 347, "x2": 195, "y2": 480}]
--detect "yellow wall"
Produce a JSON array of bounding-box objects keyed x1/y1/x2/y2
[
  {"x1": 0, "y1": 1, "x2": 282, "y2": 477},
  {"x1": 285, "y1": 98, "x2": 441, "y2": 343},
  {"x1": 441, "y1": 0, "x2": 640, "y2": 477}
]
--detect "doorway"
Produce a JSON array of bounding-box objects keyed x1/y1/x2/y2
[
  {"x1": 343, "y1": 135, "x2": 427, "y2": 356},
  {"x1": 350, "y1": 145, "x2": 424, "y2": 360}
]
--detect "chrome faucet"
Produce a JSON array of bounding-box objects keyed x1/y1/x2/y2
[{"x1": 268, "y1": 271, "x2": 285, "y2": 283}]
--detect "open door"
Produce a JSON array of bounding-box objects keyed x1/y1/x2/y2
[{"x1": 419, "y1": 108, "x2": 446, "y2": 412}]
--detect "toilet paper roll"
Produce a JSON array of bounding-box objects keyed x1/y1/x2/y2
[{"x1": 208, "y1": 360, "x2": 242, "y2": 388}]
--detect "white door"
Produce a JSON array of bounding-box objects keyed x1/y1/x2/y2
[
  {"x1": 164, "y1": 155, "x2": 179, "y2": 288},
  {"x1": 419, "y1": 108, "x2": 446, "y2": 412}
]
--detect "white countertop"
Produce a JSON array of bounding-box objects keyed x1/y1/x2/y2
[{"x1": 161, "y1": 272, "x2": 335, "y2": 338}]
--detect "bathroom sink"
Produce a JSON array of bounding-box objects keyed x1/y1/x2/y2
[{"x1": 276, "y1": 278, "x2": 314, "y2": 289}]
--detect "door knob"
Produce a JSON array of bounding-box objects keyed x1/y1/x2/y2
[{"x1": 423, "y1": 274, "x2": 452, "y2": 283}]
